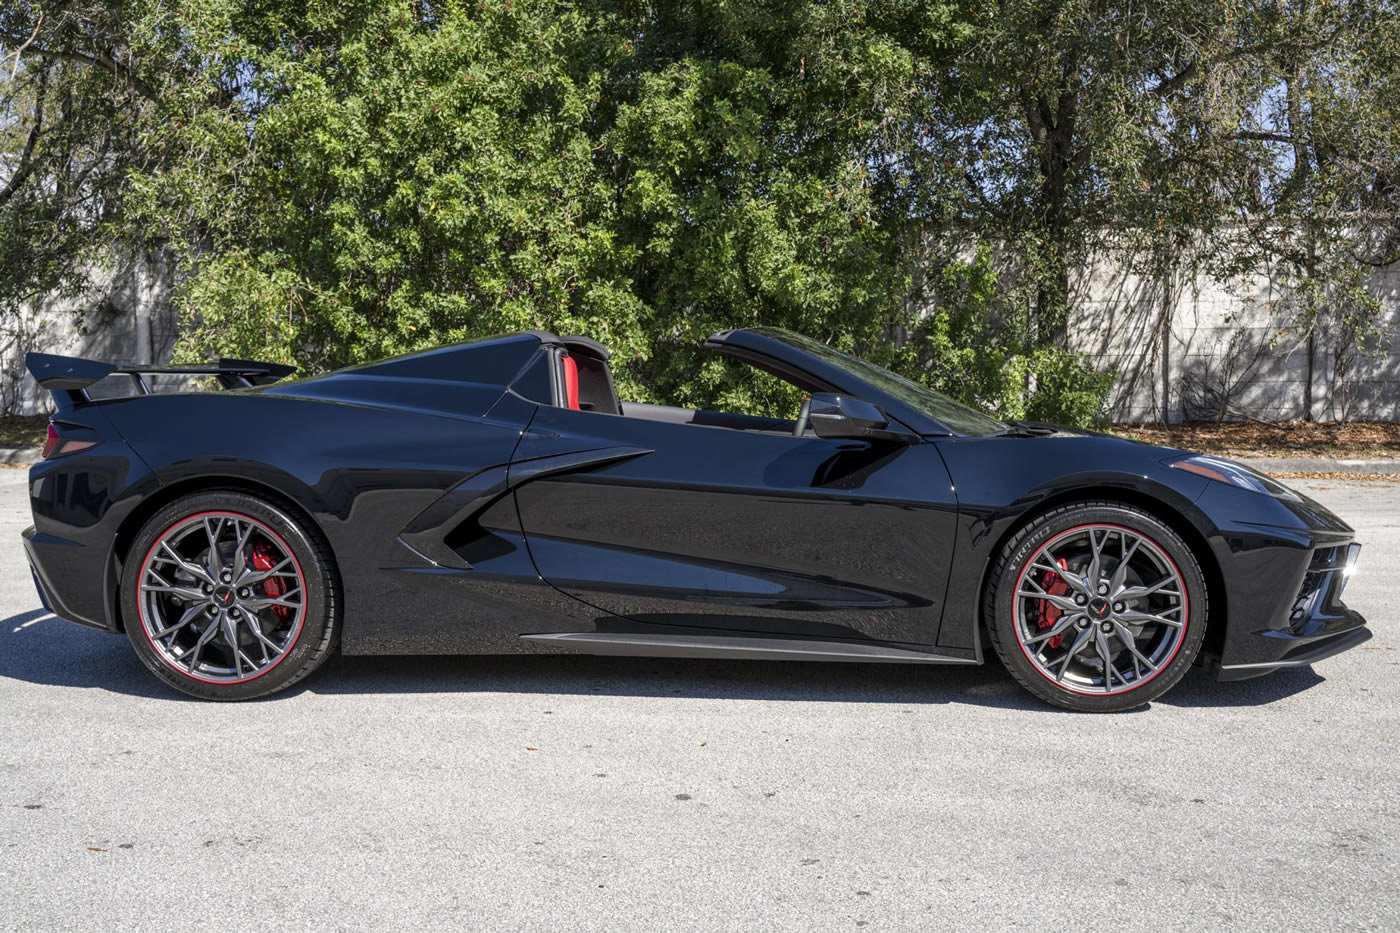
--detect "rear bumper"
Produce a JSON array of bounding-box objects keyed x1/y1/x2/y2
[{"x1": 23, "y1": 524, "x2": 115, "y2": 631}]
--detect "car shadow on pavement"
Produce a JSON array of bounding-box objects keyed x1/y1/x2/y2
[
  {"x1": 1158, "y1": 665, "x2": 1326, "y2": 707},
  {"x1": 0, "y1": 609, "x2": 1327, "y2": 710},
  {"x1": 0, "y1": 610, "x2": 186, "y2": 701},
  {"x1": 306, "y1": 653, "x2": 1326, "y2": 710},
  {"x1": 306, "y1": 652, "x2": 1059, "y2": 710}
]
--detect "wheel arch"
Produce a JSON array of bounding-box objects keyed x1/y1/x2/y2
[
  {"x1": 974, "y1": 484, "x2": 1228, "y2": 661},
  {"x1": 106, "y1": 473, "x2": 336, "y2": 633}
]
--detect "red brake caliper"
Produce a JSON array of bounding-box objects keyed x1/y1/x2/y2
[
  {"x1": 1035, "y1": 558, "x2": 1071, "y2": 650},
  {"x1": 250, "y1": 542, "x2": 291, "y2": 622}
]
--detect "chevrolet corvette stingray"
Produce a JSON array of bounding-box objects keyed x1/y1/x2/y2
[{"x1": 22, "y1": 328, "x2": 1369, "y2": 710}]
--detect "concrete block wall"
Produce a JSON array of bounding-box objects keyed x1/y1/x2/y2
[
  {"x1": 5, "y1": 249, "x2": 1399, "y2": 422},
  {"x1": 2, "y1": 256, "x2": 179, "y2": 416},
  {"x1": 1068, "y1": 255, "x2": 1400, "y2": 423}
]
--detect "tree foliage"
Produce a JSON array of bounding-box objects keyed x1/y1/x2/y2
[
  {"x1": 165, "y1": 1, "x2": 972, "y2": 417},
  {"x1": 1213, "y1": 0, "x2": 1400, "y2": 419},
  {"x1": 2, "y1": 1, "x2": 1398, "y2": 424}
]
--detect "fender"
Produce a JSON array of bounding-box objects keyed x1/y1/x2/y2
[{"x1": 932, "y1": 435, "x2": 1215, "y2": 653}]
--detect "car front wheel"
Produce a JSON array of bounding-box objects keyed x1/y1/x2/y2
[{"x1": 985, "y1": 501, "x2": 1207, "y2": 712}]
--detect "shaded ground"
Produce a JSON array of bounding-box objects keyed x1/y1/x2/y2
[
  {"x1": 1118, "y1": 420, "x2": 1400, "y2": 459},
  {"x1": 0, "y1": 415, "x2": 46, "y2": 449}
]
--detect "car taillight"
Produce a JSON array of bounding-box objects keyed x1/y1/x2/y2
[
  {"x1": 41, "y1": 423, "x2": 97, "y2": 459},
  {"x1": 41, "y1": 424, "x2": 60, "y2": 459}
]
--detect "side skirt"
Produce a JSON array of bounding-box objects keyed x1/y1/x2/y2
[{"x1": 519, "y1": 632, "x2": 979, "y2": 665}]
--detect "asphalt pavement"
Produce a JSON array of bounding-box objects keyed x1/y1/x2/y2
[{"x1": 1, "y1": 467, "x2": 1397, "y2": 932}]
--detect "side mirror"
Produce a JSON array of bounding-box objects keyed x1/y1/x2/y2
[{"x1": 806, "y1": 393, "x2": 914, "y2": 444}]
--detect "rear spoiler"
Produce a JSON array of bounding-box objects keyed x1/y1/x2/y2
[{"x1": 25, "y1": 352, "x2": 296, "y2": 409}]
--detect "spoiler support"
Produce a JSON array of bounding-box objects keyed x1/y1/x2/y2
[{"x1": 25, "y1": 352, "x2": 296, "y2": 409}]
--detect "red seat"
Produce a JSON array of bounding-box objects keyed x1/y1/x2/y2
[{"x1": 562, "y1": 355, "x2": 580, "y2": 410}]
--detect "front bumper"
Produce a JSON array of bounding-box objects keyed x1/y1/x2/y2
[
  {"x1": 1215, "y1": 622, "x2": 1371, "y2": 680},
  {"x1": 1211, "y1": 533, "x2": 1370, "y2": 680}
]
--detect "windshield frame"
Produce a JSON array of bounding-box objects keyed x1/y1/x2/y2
[{"x1": 721, "y1": 328, "x2": 1008, "y2": 437}]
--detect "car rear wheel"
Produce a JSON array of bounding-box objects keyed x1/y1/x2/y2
[
  {"x1": 121, "y1": 490, "x2": 339, "y2": 700},
  {"x1": 984, "y1": 501, "x2": 1207, "y2": 712}
]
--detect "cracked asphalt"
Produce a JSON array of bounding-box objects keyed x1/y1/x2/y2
[{"x1": 1, "y1": 467, "x2": 1397, "y2": 931}]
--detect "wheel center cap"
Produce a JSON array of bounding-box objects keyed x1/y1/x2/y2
[
  {"x1": 1089, "y1": 597, "x2": 1111, "y2": 619},
  {"x1": 214, "y1": 586, "x2": 235, "y2": 606}
]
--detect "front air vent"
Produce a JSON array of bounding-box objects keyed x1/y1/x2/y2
[{"x1": 1287, "y1": 546, "x2": 1347, "y2": 635}]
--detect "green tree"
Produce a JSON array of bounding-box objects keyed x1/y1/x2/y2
[
  {"x1": 39, "y1": 2, "x2": 1400, "y2": 425},
  {"x1": 921, "y1": 1, "x2": 1266, "y2": 348},
  {"x1": 156, "y1": 1, "x2": 981, "y2": 417},
  {"x1": 0, "y1": 0, "x2": 244, "y2": 399},
  {"x1": 1213, "y1": 0, "x2": 1400, "y2": 420},
  {"x1": 0, "y1": 2, "x2": 161, "y2": 325}
]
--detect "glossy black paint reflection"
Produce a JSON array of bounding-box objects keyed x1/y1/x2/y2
[
  {"x1": 513, "y1": 404, "x2": 959, "y2": 649},
  {"x1": 20, "y1": 328, "x2": 1369, "y2": 684}
]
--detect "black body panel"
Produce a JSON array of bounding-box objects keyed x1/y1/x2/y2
[
  {"x1": 513, "y1": 405, "x2": 960, "y2": 650},
  {"x1": 20, "y1": 329, "x2": 1370, "y2": 686}
]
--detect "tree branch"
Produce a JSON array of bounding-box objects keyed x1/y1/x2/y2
[
  {"x1": 0, "y1": 66, "x2": 47, "y2": 210},
  {"x1": 1150, "y1": 61, "x2": 1196, "y2": 99},
  {"x1": 7, "y1": 13, "x2": 41, "y2": 80},
  {"x1": 1, "y1": 34, "x2": 158, "y2": 101}
]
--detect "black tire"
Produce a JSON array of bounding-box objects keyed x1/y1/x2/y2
[
  {"x1": 984, "y1": 500, "x2": 1207, "y2": 712},
  {"x1": 121, "y1": 490, "x2": 339, "y2": 700}
]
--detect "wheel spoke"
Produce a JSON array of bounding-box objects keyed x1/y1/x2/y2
[
  {"x1": 242, "y1": 589, "x2": 302, "y2": 612},
  {"x1": 231, "y1": 519, "x2": 254, "y2": 581},
  {"x1": 1017, "y1": 578, "x2": 1080, "y2": 613},
  {"x1": 182, "y1": 615, "x2": 222, "y2": 672},
  {"x1": 143, "y1": 566, "x2": 207, "y2": 602},
  {"x1": 1094, "y1": 629, "x2": 1122, "y2": 692},
  {"x1": 237, "y1": 557, "x2": 293, "y2": 586},
  {"x1": 1125, "y1": 645, "x2": 1142, "y2": 680},
  {"x1": 156, "y1": 542, "x2": 214, "y2": 586},
  {"x1": 1055, "y1": 625, "x2": 1095, "y2": 680},
  {"x1": 1029, "y1": 558, "x2": 1091, "y2": 598},
  {"x1": 1117, "y1": 576, "x2": 1181, "y2": 602},
  {"x1": 1024, "y1": 613, "x2": 1079, "y2": 647},
  {"x1": 1086, "y1": 529, "x2": 1107, "y2": 589},
  {"x1": 220, "y1": 612, "x2": 244, "y2": 678},
  {"x1": 244, "y1": 614, "x2": 283, "y2": 659},
  {"x1": 1111, "y1": 621, "x2": 1162, "y2": 676},
  {"x1": 1117, "y1": 608, "x2": 1184, "y2": 629},
  {"x1": 203, "y1": 516, "x2": 226, "y2": 577},
  {"x1": 142, "y1": 582, "x2": 207, "y2": 602},
  {"x1": 151, "y1": 603, "x2": 204, "y2": 640},
  {"x1": 1108, "y1": 534, "x2": 1142, "y2": 594}
]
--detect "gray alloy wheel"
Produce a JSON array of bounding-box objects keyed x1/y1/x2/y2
[
  {"x1": 121, "y1": 491, "x2": 339, "y2": 700},
  {"x1": 985, "y1": 501, "x2": 1208, "y2": 712}
]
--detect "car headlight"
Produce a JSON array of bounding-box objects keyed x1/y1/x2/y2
[{"x1": 1167, "y1": 455, "x2": 1298, "y2": 499}]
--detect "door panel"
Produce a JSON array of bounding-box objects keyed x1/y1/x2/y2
[{"x1": 512, "y1": 406, "x2": 959, "y2": 647}]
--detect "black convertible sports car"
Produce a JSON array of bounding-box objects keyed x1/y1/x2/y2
[{"x1": 22, "y1": 328, "x2": 1369, "y2": 710}]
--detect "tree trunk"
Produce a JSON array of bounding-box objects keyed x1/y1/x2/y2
[
  {"x1": 1303, "y1": 329, "x2": 1315, "y2": 423},
  {"x1": 132, "y1": 247, "x2": 154, "y2": 365},
  {"x1": 1158, "y1": 273, "x2": 1174, "y2": 425},
  {"x1": 1033, "y1": 252, "x2": 1071, "y2": 349}
]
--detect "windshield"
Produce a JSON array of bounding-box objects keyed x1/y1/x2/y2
[{"x1": 748, "y1": 328, "x2": 1008, "y2": 436}]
